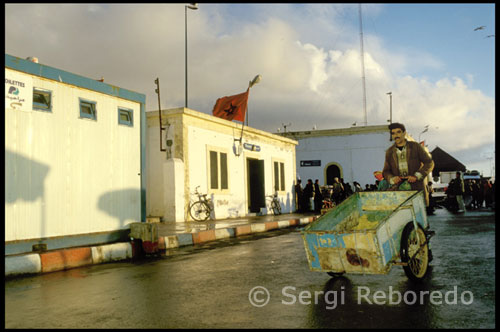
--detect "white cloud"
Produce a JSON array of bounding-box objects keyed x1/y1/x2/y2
[{"x1": 5, "y1": 3, "x2": 494, "y2": 174}]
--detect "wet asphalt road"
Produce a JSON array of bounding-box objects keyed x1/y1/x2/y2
[{"x1": 4, "y1": 208, "x2": 495, "y2": 328}]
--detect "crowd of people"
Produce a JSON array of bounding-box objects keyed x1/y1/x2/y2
[
  {"x1": 294, "y1": 177, "x2": 381, "y2": 213},
  {"x1": 442, "y1": 172, "x2": 495, "y2": 213},
  {"x1": 294, "y1": 122, "x2": 494, "y2": 216},
  {"x1": 295, "y1": 173, "x2": 495, "y2": 215}
]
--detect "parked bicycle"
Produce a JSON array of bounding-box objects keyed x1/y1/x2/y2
[
  {"x1": 319, "y1": 197, "x2": 336, "y2": 215},
  {"x1": 266, "y1": 192, "x2": 282, "y2": 215},
  {"x1": 322, "y1": 197, "x2": 335, "y2": 210},
  {"x1": 189, "y1": 186, "x2": 213, "y2": 221}
]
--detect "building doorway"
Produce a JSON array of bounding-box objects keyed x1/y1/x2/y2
[
  {"x1": 326, "y1": 164, "x2": 341, "y2": 185},
  {"x1": 247, "y1": 158, "x2": 265, "y2": 213}
]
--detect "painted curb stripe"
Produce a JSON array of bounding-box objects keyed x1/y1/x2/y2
[
  {"x1": 265, "y1": 221, "x2": 279, "y2": 231},
  {"x1": 158, "y1": 236, "x2": 166, "y2": 250},
  {"x1": 215, "y1": 229, "x2": 232, "y2": 240},
  {"x1": 5, "y1": 217, "x2": 322, "y2": 277},
  {"x1": 192, "y1": 230, "x2": 216, "y2": 244},
  {"x1": 40, "y1": 247, "x2": 93, "y2": 273},
  {"x1": 299, "y1": 217, "x2": 311, "y2": 225},
  {"x1": 5, "y1": 254, "x2": 42, "y2": 276},
  {"x1": 164, "y1": 235, "x2": 180, "y2": 249},
  {"x1": 250, "y1": 223, "x2": 267, "y2": 233},
  {"x1": 91, "y1": 243, "x2": 133, "y2": 264},
  {"x1": 177, "y1": 233, "x2": 194, "y2": 247},
  {"x1": 226, "y1": 228, "x2": 236, "y2": 237},
  {"x1": 278, "y1": 220, "x2": 291, "y2": 228},
  {"x1": 235, "y1": 225, "x2": 252, "y2": 236}
]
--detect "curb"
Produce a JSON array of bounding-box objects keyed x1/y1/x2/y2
[
  {"x1": 158, "y1": 216, "x2": 317, "y2": 250},
  {"x1": 5, "y1": 216, "x2": 318, "y2": 278},
  {"x1": 5, "y1": 242, "x2": 137, "y2": 278}
]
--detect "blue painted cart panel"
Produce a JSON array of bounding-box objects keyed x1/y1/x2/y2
[{"x1": 301, "y1": 191, "x2": 428, "y2": 275}]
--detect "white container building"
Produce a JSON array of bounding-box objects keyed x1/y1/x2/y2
[{"x1": 5, "y1": 54, "x2": 146, "y2": 254}]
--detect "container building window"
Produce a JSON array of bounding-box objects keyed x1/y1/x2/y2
[
  {"x1": 33, "y1": 88, "x2": 52, "y2": 112},
  {"x1": 79, "y1": 99, "x2": 97, "y2": 120},
  {"x1": 118, "y1": 107, "x2": 133, "y2": 126}
]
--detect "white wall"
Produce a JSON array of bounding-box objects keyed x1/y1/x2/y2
[
  {"x1": 5, "y1": 69, "x2": 142, "y2": 241},
  {"x1": 146, "y1": 108, "x2": 297, "y2": 221},
  {"x1": 186, "y1": 124, "x2": 296, "y2": 218},
  {"x1": 294, "y1": 129, "x2": 391, "y2": 188},
  {"x1": 145, "y1": 113, "x2": 166, "y2": 218}
]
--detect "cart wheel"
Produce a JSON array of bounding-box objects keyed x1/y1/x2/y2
[
  {"x1": 326, "y1": 272, "x2": 344, "y2": 278},
  {"x1": 400, "y1": 222, "x2": 430, "y2": 282}
]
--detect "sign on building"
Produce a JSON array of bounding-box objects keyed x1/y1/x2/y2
[{"x1": 5, "y1": 71, "x2": 32, "y2": 112}]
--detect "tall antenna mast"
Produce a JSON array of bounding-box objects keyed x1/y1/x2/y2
[{"x1": 359, "y1": 4, "x2": 367, "y2": 126}]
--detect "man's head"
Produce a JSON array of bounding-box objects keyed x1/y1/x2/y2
[
  {"x1": 456, "y1": 171, "x2": 461, "y2": 178},
  {"x1": 389, "y1": 122, "x2": 407, "y2": 147}
]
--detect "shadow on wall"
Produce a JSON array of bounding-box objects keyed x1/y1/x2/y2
[
  {"x1": 98, "y1": 188, "x2": 141, "y2": 228},
  {"x1": 5, "y1": 150, "x2": 50, "y2": 241},
  {"x1": 5, "y1": 150, "x2": 50, "y2": 203},
  {"x1": 285, "y1": 192, "x2": 291, "y2": 212}
]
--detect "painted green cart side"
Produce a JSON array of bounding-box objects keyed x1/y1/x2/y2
[{"x1": 301, "y1": 191, "x2": 429, "y2": 275}]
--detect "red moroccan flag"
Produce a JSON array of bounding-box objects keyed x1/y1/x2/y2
[{"x1": 212, "y1": 89, "x2": 249, "y2": 122}]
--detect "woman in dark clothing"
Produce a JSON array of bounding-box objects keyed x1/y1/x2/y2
[
  {"x1": 313, "y1": 179, "x2": 323, "y2": 213},
  {"x1": 303, "y1": 179, "x2": 314, "y2": 212}
]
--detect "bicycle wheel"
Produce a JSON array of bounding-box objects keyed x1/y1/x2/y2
[
  {"x1": 400, "y1": 222, "x2": 430, "y2": 282},
  {"x1": 271, "y1": 201, "x2": 282, "y2": 215},
  {"x1": 189, "y1": 201, "x2": 210, "y2": 221}
]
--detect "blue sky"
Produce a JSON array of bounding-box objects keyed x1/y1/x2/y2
[
  {"x1": 367, "y1": 4, "x2": 495, "y2": 97},
  {"x1": 5, "y1": 3, "x2": 495, "y2": 176}
]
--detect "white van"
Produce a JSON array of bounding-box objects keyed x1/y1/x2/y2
[{"x1": 431, "y1": 181, "x2": 448, "y2": 204}]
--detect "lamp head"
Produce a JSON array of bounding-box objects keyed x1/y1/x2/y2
[
  {"x1": 187, "y1": 3, "x2": 198, "y2": 10},
  {"x1": 249, "y1": 74, "x2": 262, "y2": 88}
]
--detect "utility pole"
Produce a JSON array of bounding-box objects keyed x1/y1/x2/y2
[
  {"x1": 387, "y1": 91, "x2": 392, "y2": 123},
  {"x1": 359, "y1": 4, "x2": 367, "y2": 126}
]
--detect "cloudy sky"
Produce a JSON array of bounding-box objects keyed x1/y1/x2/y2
[{"x1": 5, "y1": 3, "x2": 495, "y2": 176}]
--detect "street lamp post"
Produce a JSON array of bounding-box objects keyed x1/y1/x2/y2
[
  {"x1": 419, "y1": 125, "x2": 429, "y2": 142},
  {"x1": 235, "y1": 74, "x2": 262, "y2": 154},
  {"x1": 246, "y1": 74, "x2": 262, "y2": 126},
  {"x1": 185, "y1": 3, "x2": 198, "y2": 109},
  {"x1": 386, "y1": 91, "x2": 392, "y2": 123}
]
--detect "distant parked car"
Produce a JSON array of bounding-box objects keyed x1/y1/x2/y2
[{"x1": 431, "y1": 182, "x2": 448, "y2": 205}]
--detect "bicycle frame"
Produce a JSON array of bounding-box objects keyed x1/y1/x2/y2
[
  {"x1": 192, "y1": 186, "x2": 211, "y2": 204},
  {"x1": 266, "y1": 193, "x2": 282, "y2": 215},
  {"x1": 189, "y1": 186, "x2": 213, "y2": 221}
]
